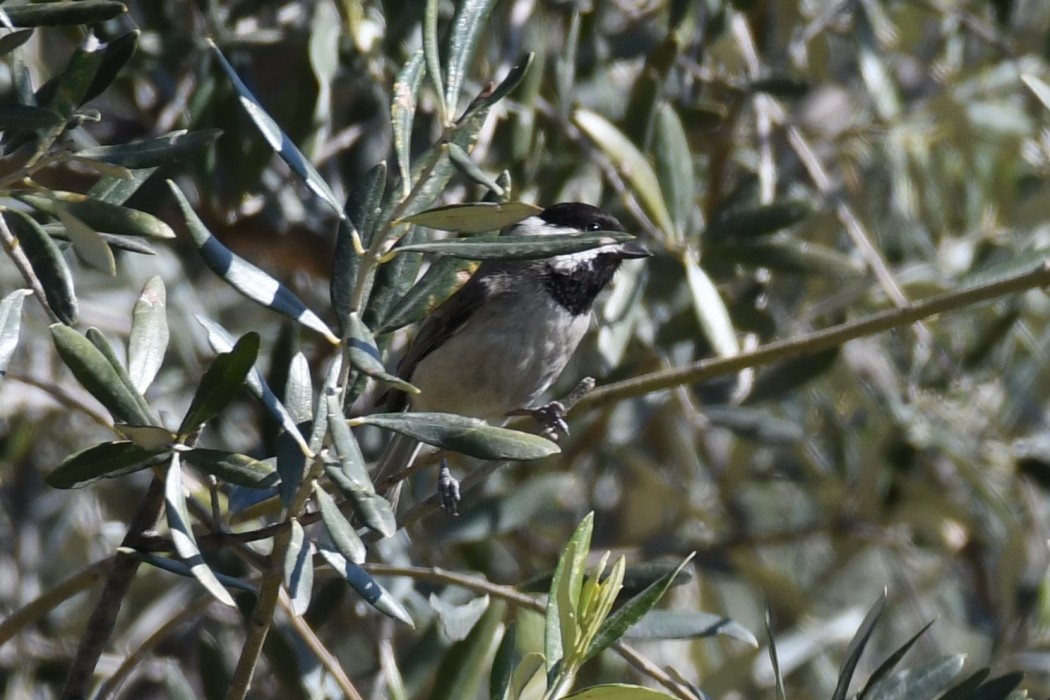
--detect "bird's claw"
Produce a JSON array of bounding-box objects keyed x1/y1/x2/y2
[
  {"x1": 512, "y1": 401, "x2": 570, "y2": 441},
  {"x1": 438, "y1": 460, "x2": 461, "y2": 515}
]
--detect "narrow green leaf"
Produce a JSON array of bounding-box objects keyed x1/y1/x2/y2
[
  {"x1": 573, "y1": 108, "x2": 675, "y2": 236},
  {"x1": 423, "y1": 0, "x2": 444, "y2": 123},
  {"x1": 955, "y1": 671, "x2": 1024, "y2": 700},
  {"x1": 76, "y1": 129, "x2": 222, "y2": 169},
  {"x1": 545, "y1": 513, "x2": 594, "y2": 672},
  {"x1": 509, "y1": 652, "x2": 545, "y2": 699},
  {"x1": 284, "y1": 520, "x2": 313, "y2": 616},
  {"x1": 396, "y1": 231, "x2": 635, "y2": 260},
  {"x1": 459, "y1": 52, "x2": 534, "y2": 122},
  {"x1": 127, "y1": 276, "x2": 168, "y2": 394},
  {"x1": 653, "y1": 102, "x2": 694, "y2": 241},
  {"x1": 624, "y1": 609, "x2": 757, "y2": 647},
  {"x1": 177, "y1": 332, "x2": 260, "y2": 438},
  {"x1": 429, "y1": 600, "x2": 505, "y2": 700},
  {"x1": 5, "y1": 211, "x2": 77, "y2": 325},
  {"x1": 377, "y1": 255, "x2": 474, "y2": 333},
  {"x1": 347, "y1": 312, "x2": 418, "y2": 393},
  {"x1": 0, "y1": 290, "x2": 30, "y2": 382},
  {"x1": 88, "y1": 167, "x2": 158, "y2": 205},
  {"x1": 165, "y1": 454, "x2": 236, "y2": 606},
  {"x1": 82, "y1": 29, "x2": 138, "y2": 104},
  {"x1": 332, "y1": 162, "x2": 387, "y2": 336},
  {"x1": 863, "y1": 654, "x2": 965, "y2": 700},
  {"x1": 445, "y1": 0, "x2": 498, "y2": 115},
  {"x1": 400, "y1": 202, "x2": 542, "y2": 233},
  {"x1": 766, "y1": 604, "x2": 787, "y2": 700},
  {"x1": 170, "y1": 181, "x2": 338, "y2": 343},
  {"x1": 563, "y1": 685, "x2": 676, "y2": 699},
  {"x1": 2, "y1": 1, "x2": 126, "y2": 28},
  {"x1": 490, "y1": 623, "x2": 516, "y2": 700},
  {"x1": 15, "y1": 191, "x2": 175, "y2": 239},
  {"x1": 47, "y1": 227, "x2": 155, "y2": 255},
  {"x1": 0, "y1": 29, "x2": 33, "y2": 58},
  {"x1": 1022, "y1": 73, "x2": 1050, "y2": 113},
  {"x1": 431, "y1": 593, "x2": 491, "y2": 643},
  {"x1": 181, "y1": 449, "x2": 279, "y2": 489},
  {"x1": 133, "y1": 550, "x2": 255, "y2": 594},
  {"x1": 832, "y1": 590, "x2": 888, "y2": 700},
  {"x1": 584, "y1": 552, "x2": 695, "y2": 663},
  {"x1": 195, "y1": 315, "x2": 311, "y2": 457},
  {"x1": 50, "y1": 200, "x2": 115, "y2": 274},
  {"x1": 208, "y1": 40, "x2": 345, "y2": 220},
  {"x1": 355, "y1": 413, "x2": 560, "y2": 461},
  {"x1": 392, "y1": 51, "x2": 425, "y2": 192},
  {"x1": 682, "y1": 251, "x2": 739, "y2": 358},
  {"x1": 745, "y1": 349, "x2": 839, "y2": 405},
  {"x1": 704, "y1": 200, "x2": 811, "y2": 242},
  {"x1": 85, "y1": 327, "x2": 156, "y2": 425},
  {"x1": 51, "y1": 324, "x2": 153, "y2": 425},
  {"x1": 45, "y1": 440, "x2": 166, "y2": 489},
  {"x1": 283, "y1": 352, "x2": 312, "y2": 425},
  {"x1": 448, "y1": 142, "x2": 504, "y2": 194},
  {"x1": 0, "y1": 104, "x2": 63, "y2": 130},
  {"x1": 114, "y1": 424, "x2": 174, "y2": 451},
  {"x1": 316, "y1": 546, "x2": 414, "y2": 626},
  {"x1": 312, "y1": 482, "x2": 366, "y2": 564},
  {"x1": 749, "y1": 76, "x2": 811, "y2": 98},
  {"x1": 858, "y1": 619, "x2": 936, "y2": 699},
  {"x1": 275, "y1": 429, "x2": 305, "y2": 512}
]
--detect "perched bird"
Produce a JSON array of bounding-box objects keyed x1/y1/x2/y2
[{"x1": 375, "y1": 202, "x2": 650, "y2": 514}]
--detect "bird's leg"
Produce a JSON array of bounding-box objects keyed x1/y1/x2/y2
[
  {"x1": 437, "y1": 457, "x2": 461, "y2": 515},
  {"x1": 508, "y1": 377, "x2": 596, "y2": 442}
]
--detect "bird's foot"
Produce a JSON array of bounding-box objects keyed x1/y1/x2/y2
[
  {"x1": 438, "y1": 459, "x2": 461, "y2": 515},
  {"x1": 513, "y1": 401, "x2": 570, "y2": 441}
]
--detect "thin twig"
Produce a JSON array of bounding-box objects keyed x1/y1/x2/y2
[
  {"x1": 277, "y1": 590, "x2": 365, "y2": 700},
  {"x1": 0, "y1": 558, "x2": 112, "y2": 647},
  {"x1": 580, "y1": 261, "x2": 1050, "y2": 408}
]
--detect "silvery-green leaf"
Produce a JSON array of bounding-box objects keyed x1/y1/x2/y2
[
  {"x1": 573, "y1": 108, "x2": 675, "y2": 236},
  {"x1": 653, "y1": 102, "x2": 694, "y2": 241},
  {"x1": 85, "y1": 328, "x2": 157, "y2": 425},
  {"x1": 127, "y1": 276, "x2": 168, "y2": 393},
  {"x1": 283, "y1": 352, "x2": 312, "y2": 425},
  {"x1": 317, "y1": 546, "x2": 413, "y2": 626},
  {"x1": 347, "y1": 312, "x2": 418, "y2": 393},
  {"x1": 861, "y1": 655, "x2": 965, "y2": 700},
  {"x1": 313, "y1": 482, "x2": 366, "y2": 564},
  {"x1": 393, "y1": 51, "x2": 425, "y2": 192},
  {"x1": 0, "y1": 290, "x2": 30, "y2": 382},
  {"x1": 355, "y1": 413, "x2": 559, "y2": 461},
  {"x1": 4, "y1": 212, "x2": 77, "y2": 325},
  {"x1": 88, "y1": 166, "x2": 157, "y2": 205},
  {"x1": 459, "y1": 53, "x2": 534, "y2": 122},
  {"x1": 624, "y1": 609, "x2": 757, "y2": 647},
  {"x1": 832, "y1": 591, "x2": 887, "y2": 700},
  {"x1": 51, "y1": 200, "x2": 114, "y2": 274},
  {"x1": 448, "y1": 142, "x2": 504, "y2": 194},
  {"x1": 75, "y1": 129, "x2": 222, "y2": 169},
  {"x1": 545, "y1": 512, "x2": 593, "y2": 672},
  {"x1": 177, "y1": 332, "x2": 259, "y2": 438},
  {"x1": 400, "y1": 202, "x2": 542, "y2": 233},
  {"x1": 170, "y1": 181, "x2": 338, "y2": 343},
  {"x1": 181, "y1": 449, "x2": 279, "y2": 489},
  {"x1": 165, "y1": 453, "x2": 235, "y2": 606},
  {"x1": 682, "y1": 251, "x2": 739, "y2": 358},
  {"x1": 332, "y1": 162, "x2": 387, "y2": 336},
  {"x1": 396, "y1": 231, "x2": 635, "y2": 260},
  {"x1": 1022, "y1": 73, "x2": 1050, "y2": 113},
  {"x1": 208, "y1": 40, "x2": 344, "y2": 220},
  {"x1": 423, "y1": 0, "x2": 444, "y2": 123},
  {"x1": 445, "y1": 0, "x2": 498, "y2": 115},
  {"x1": 430, "y1": 593, "x2": 490, "y2": 642},
  {"x1": 283, "y1": 520, "x2": 313, "y2": 617},
  {"x1": 45, "y1": 440, "x2": 166, "y2": 489},
  {"x1": 15, "y1": 190, "x2": 175, "y2": 239},
  {"x1": 377, "y1": 256, "x2": 474, "y2": 333}
]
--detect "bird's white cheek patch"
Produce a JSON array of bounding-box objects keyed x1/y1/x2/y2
[{"x1": 548, "y1": 245, "x2": 620, "y2": 272}]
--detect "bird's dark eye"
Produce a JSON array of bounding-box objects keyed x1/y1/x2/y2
[{"x1": 587, "y1": 222, "x2": 602, "y2": 231}]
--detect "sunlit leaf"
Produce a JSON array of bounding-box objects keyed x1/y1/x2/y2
[
  {"x1": 445, "y1": 0, "x2": 498, "y2": 114},
  {"x1": 682, "y1": 251, "x2": 739, "y2": 358},
  {"x1": 354, "y1": 413, "x2": 559, "y2": 461},
  {"x1": 15, "y1": 191, "x2": 175, "y2": 239},
  {"x1": 653, "y1": 102, "x2": 694, "y2": 241},
  {"x1": 563, "y1": 685, "x2": 677, "y2": 699},
  {"x1": 430, "y1": 593, "x2": 490, "y2": 642},
  {"x1": 399, "y1": 202, "x2": 542, "y2": 233},
  {"x1": 459, "y1": 52, "x2": 534, "y2": 121},
  {"x1": 283, "y1": 520, "x2": 313, "y2": 616},
  {"x1": 545, "y1": 512, "x2": 593, "y2": 672},
  {"x1": 312, "y1": 482, "x2": 366, "y2": 564},
  {"x1": 489, "y1": 623, "x2": 516, "y2": 700},
  {"x1": 346, "y1": 312, "x2": 419, "y2": 394},
  {"x1": 181, "y1": 449, "x2": 279, "y2": 489},
  {"x1": 127, "y1": 276, "x2": 168, "y2": 394},
  {"x1": 392, "y1": 50, "x2": 425, "y2": 191},
  {"x1": 51, "y1": 201, "x2": 114, "y2": 274},
  {"x1": 0, "y1": 290, "x2": 30, "y2": 383},
  {"x1": 316, "y1": 546, "x2": 413, "y2": 626},
  {"x1": 396, "y1": 231, "x2": 635, "y2": 260},
  {"x1": 84, "y1": 328, "x2": 156, "y2": 425}
]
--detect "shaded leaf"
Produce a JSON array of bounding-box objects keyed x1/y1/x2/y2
[
  {"x1": 134, "y1": 550, "x2": 255, "y2": 594},
  {"x1": 429, "y1": 600, "x2": 504, "y2": 700},
  {"x1": 284, "y1": 520, "x2": 313, "y2": 616},
  {"x1": 624, "y1": 609, "x2": 757, "y2": 647},
  {"x1": 704, "y1": 200, "x2": 811, "y2": 242},
  {"x1": 714, "y1": 239, "x2": 865, "y2": 276},
  {"x1": 82, "y1": 29, "x2": 138, "y2": 104},
  {"x1": 448, "y1": 142, "x2": 505, "y2": 194},
  {"x1": 863, "y1": 654, "x2": 965, "y2": 700},
  {"x1": 377, "y1": 255, "x2": 475, "y2": 333},
  {"x1": 177, "y1": 332, "x2": 260, "y2": 438},
  {"x1": 312, "y1": 482, "x2": 366, "y2": 564},
  {"x1": 165, "y1": 454, "x2": 236, "y2": 606},
  {"x1": 15, "y1": 191, "x2": 175, "y2": 239},
  {"x1": 355, "y1": 412, "x2": 560, "y2": 460},
  {"x1": 397, "y1": 231, "x2": 635, "y2": 260},
  {"x1": 1022, "y1": 73, "x2": 1050, "y2": 113},
  {"x1": 76, "y1": 129, "x2": 222, "y2": 169},
  {"x1": 5, "y1": 211, "x2": 77, "y2": 324},
  {"x1": 170, "y1": 181, "x2": 338, "y2": 343},
  {"x1": 703, "y1": 405, "x2": 804, "y2": 445},
  {"x1": 400, "y1": 202, "x2": 542, "y2": 233},
  {"x1": 128, "y1": 276, "x2": 168, "y2": 394},
  {"x1": 316, "y1": 546, "x2": 413, "y2": 626},
  {"x1": 0, "y1": 29, "x2": 33, "y2": 58},
  {"x1": 331, "y1": 162, "x2": 387, "y2": 336},
  {"x1": 460, "y1": 52, "x2": 534, "y2": 121},
  {"x1": 832, "y1": 591, "x2": 888, "y2": 700},
  {"x1": 489, "y1": 623, "x2": 516, "y2": 700},
  {"x1": 181, "y1": 449, "x2": 279, "y2": 489},
  {"x1": 51, "y1": 324, "x2": 153, "y2": 425},
  {"x1": 436, "y1": 473, "x2": 574, "y2": 543},
  {"x1": 346, "y1": 312, "x2": 418, "y2": 393},
  {"x1": 431, "y1": 593, "x2": 490, "y2": 642},
  {"x1": 0, "y1": 104, "x2": 62, "y2": 130},
  {"x1": 653, "y1": 102, "x2": 694, "y2": 240},
  {"x1": 2, "y1": 1, "x2": 126, "y2": 28},
  {"x1": 745, "y1": 348, "x2": 839, "y2": 405},
  {"x1": 392, "y1": 50, "x2": 425, "y2": 190},
  {"x1": 0, "y1": 290, "x2": 30, "y2": 382},
  {"x1": 46, "y1": 440, "x2": 166, "y2": 489},
  {"x1": 623, "y1": 35, "x2": 678, "y2": 145}
]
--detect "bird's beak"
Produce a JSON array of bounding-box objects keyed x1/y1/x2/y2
[{"x1": 617, "y1": 240, "x2": 652, "y2": 259}]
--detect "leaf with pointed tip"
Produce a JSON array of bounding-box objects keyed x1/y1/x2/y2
[
  {"x1": 766, "y1": 605, "x2": 787, "y2": 700},
  {"x1": 313, "y1": 483, "x2": 366, "y2": 564},
  {"x1": 460, "y1": 53, "x2": 534, "y2": 122},
  {"x1": 704, "y1": 200, "x2": 811, "y2": 242},
  {"x1": 46, "y1": 440, "x2": 167, "y2": 489},
  {"x1": 1022, "y1": 73, "x2": 1050, "y2": 113},
  {"x1": 573, "y1": 108, "x2": 674, "y2": 236},
  {"x1": 182, "y1": 449, "x2": 279, "y2": 489},
  {"x1": 584, "y1": 553, "x2": 696, "y2": 663},
  {"x1": 85, "y1": 328, "x2": 156, "y2": 424},
  {"x1": 393, "y1": 50, "x2": 426, "y2": 191},
  {"x1": 165, "y1": 454, "x2": 235, "y2": 606},
  {"x1": 862, "y1": 654, "x2": 965, "y2": 700},
  {"x1": 682, "y1": 251, "x2": 739, "y2": 358},
  {"x1": 195, "y1": 315, "x2": 311, "y2": 456},
  {"x1": 128, "y1": 276, "x2": 168, "y2": 394},
  {"x1": 545, "y1": 512, "x2": 593, "y2": 672},
  {"x1": 76, "y1": 129, "x2": 222, "y2": 169},
  {"x1": 82, "y1": 29, "x2": 138, "y2": 104},
  {"x1": 714, "y1": 239, "x2": 864, "y2": 277},
  {"x1": 316, "y1": 546, "x2": 413, "y2": 626},
  {"x1": 51, "y1": 325, "x2": 154, "y2": 425},
  {"x1": 0, "y1": 29, "x2": 33, "y2": 58},
  {"x1": 2, "y1": 1, "x2": 126, "y2": 28},
  {"x1": 377, "y1": 256, "x2": 475, "y2": 333},
  {"x1": 356, "y1": 413, "x2": 559, "y2": 461},
  {"x1": 284, "y1": 520, "x2": 313, "y2": 616},
  {"x1": 429, "y1": 601, "x2": 505, "y2": 700},
  {"x1": 171, "y1": 182, "x2": 338, "y2": 343},
  {"x1": 400, "y1": 202, "x2": 542, "y2": 233},
  {"x1": 50, "y1": 200, "x2": 115, "y2": 274},
  {"x1": 177, "y1": 332, "x2": 259, "y2": 439},
  {"x1": 423, "y1": 0, "x2": 443, "y2": 122},
  {"x1": 208, "y1": 40, "x2": 344, "y2": 220},
  {"x1": 346, "y1": 313, "x2": 418, "y2": 393},
  {"x1": 5, "y1": 211, "x2": 77, "y2": 325},
  {"x1": 0, "y1": 104, "x2": 63, "y2": 130},
  {"x1": 445, "y1": 0, "x2": 498, "y2": 114},
  {"x1": 624, "y1": 609, "x2": 756, "y2": 647},
  {"x1": 489, "y1": 623, "x2": 516, "y2": 700},
  {"x1": 448, "y1": 142, "x2": 504, "y2": 194},
  {"x1": 858, "y1": 619, "x2": 936, "y2": 699},
  {"x1": 15, "y1": 191, "x2": 175, "y2": 239},
  {"x1": 0, "y1": 290, "x2": 30, "y2": 382},
  {"x1": 88, "y1": 167, "x2": 158, "y2": 205},
  {"x1": 653, "y1": 103, "x2": 694, "y2": 241},
  {"x1": 832, "y1": 591, "x2": 888, "y2": 700},
  {"x1": 46, "y1": 227, "x2": 156, "y2": 255},
  {"x1": 331, "y1": 162, "x2": 387, "y2": 336},
  {"x1": 397, "y1": 232, "x2": 635, "y2": 260}
]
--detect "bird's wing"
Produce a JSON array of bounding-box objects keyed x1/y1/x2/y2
[{"x1": 386, "y1": 272, "x2": 491, "y2": 411}]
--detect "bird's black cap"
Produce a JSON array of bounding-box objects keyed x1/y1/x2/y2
[{"x1": 540, "y1": 202, "x2": 626, "y2": 233}]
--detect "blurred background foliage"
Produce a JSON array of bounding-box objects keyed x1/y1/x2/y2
[{"x1": 2, "y1": 0, "x2": 1050, "y2": 698}]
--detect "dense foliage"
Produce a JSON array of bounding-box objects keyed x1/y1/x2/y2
[{"x1": 1, "y1": 1, "x2": 1049, "y2": 698}]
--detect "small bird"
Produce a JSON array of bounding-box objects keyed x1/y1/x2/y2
[{"x1": 375, "y1": 202, "x2": 651, "y2": 514}]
